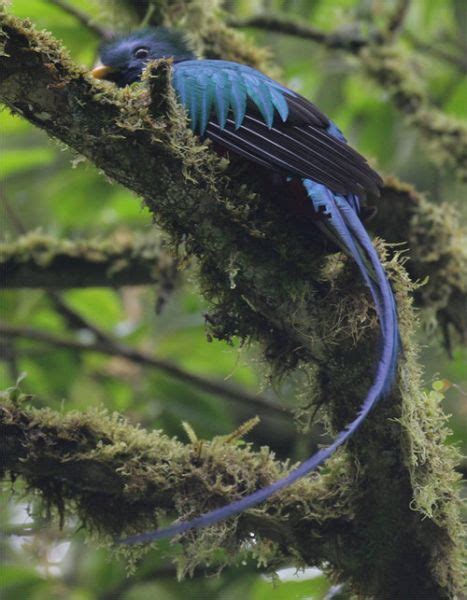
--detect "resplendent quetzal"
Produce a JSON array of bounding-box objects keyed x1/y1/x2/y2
[{"x1": 91, "y1": 27, "x2": 399, "y2": 545}]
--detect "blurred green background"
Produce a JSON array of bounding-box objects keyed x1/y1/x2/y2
[{"x1": 1, "y1": 0, "x2": 465, "y2": 598}]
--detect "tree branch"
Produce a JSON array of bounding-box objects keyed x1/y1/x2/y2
[
  {"x1": 46, "y1": 290, "x2": 113, "y2": 342},
  {"x1": 385, "y1": 0, "x2": 411, "y2": 39},
  {"x1": 404, "y1": 31, "x2": 467, "y2": 73},
  {"x1": 0, "y1": 13, "x2": 463, "y2": 598},
  {"x1": 360, "y1": 46, "x2": 467, "y2": 180},
  {"x1": 0, "y1": 323, "x2": 283, "y2": 417},
  {"x1": 229, "y1": 0, "x2": 412, "y2": 51},
  {"x1": 0, "y1": 391, "x2": 351, "y2": 571},
  {"x1": 2, "y1": 196, "x2": 465, "y2": 349},
  {"x1": 0, "y1": 231, "x2": 178, "y2": 289},
  {"x1": 376, "y1": 178, "x2": 467, "y2": 347},
  {"x1": 229, "y1": 14, "x2": 371, "y2": 50}
]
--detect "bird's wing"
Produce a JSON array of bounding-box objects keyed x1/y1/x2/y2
[{"x1": 172, "y1": 60, "x2": 382, "y2": 197}]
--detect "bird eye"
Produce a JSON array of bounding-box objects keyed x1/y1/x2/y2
[{"x1": 134, "y1": 47, "x2": 149, "y2": 59}]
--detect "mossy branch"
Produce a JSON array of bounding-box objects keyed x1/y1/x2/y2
[
  {"x1": 376, "y1": 178, "x2": 467, "y2": 347},
  {"x1": 0, "y1": 12, "x2": 463, "y2": 599},
  {"x1": 2, "y1": 188, "x2": 465, "y2": 349},
  {"x1": 0, "y1": 231, "x2": 178, "y2": 289},
  {"x1": 360, "y1": 47, "x2": 467, "y2": 180},
  {"x1": 2, "y1": 199, "x2": 465, "y2": 349},
  {"x1": 0, "y1": 390, "x2": 352, "y2": 572}
]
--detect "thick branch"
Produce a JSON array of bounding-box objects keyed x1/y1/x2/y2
[
  {"x1": 2, "y1": 201, "x2": 465, "y2": 348},
  {"x1": 0, "y1": 323, "x2": 283, "y2": 417},
  {"x1": 0, "y1": 392, "x2": 350, "y2": 568},
  {"x1": 377, "y1": 178, "x2": 467, "y2": 346},
  {"x1": 0, "y1": 231, "x2": 178, "y2": 288}
]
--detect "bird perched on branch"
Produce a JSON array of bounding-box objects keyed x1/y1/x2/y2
[{"x1": 91, "y1": 27, "x2": 399, "y2": 545}]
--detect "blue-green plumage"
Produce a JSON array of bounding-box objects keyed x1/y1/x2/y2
[
  {"x1": 172, "y1": 60, "x2": 291, "y2": 134},
  {"x1": 92, "y1": 27, "x2": 400, "y2": 545}
]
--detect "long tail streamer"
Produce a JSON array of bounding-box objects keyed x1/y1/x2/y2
[{"x1": 119, "y1": 180, "x2": 399, "y2": 545}]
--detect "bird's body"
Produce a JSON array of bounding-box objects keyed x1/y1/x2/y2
[{"x1": 92, "y1": 27, "x2": 399, "y2": 545}]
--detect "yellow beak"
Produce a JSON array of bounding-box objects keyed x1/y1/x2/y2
[{"x1": 90, "y1": 65, "x2": 118, "y2": 80}]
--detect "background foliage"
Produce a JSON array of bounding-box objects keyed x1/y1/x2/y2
[{"x1": 1, "y1": 0, "x2": 465, "y2": 598}]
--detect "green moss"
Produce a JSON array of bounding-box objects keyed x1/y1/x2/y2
[
  {"x1": 0, "y1": 10, "x2": 81, "y2": 78},
  {"x1": 374, "y1": 176, "x2": 467, "y2": 348},
  {"x1": 390, "y1": 258, "x2": 463, "y2": 594},
  {"x1": 0, "y1": 231, "x2": 177, "y2": 288},
  {"x1": 0, "y1": 388, "x2": 354, "y2": 576}
]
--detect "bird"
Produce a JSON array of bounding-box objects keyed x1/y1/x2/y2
[{"x1": 91, "y1": 27, "x2": 399, "y2": 545}]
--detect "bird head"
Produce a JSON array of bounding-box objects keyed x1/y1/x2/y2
[{"x1": 91, "y1": 27, "x2": 195, "y2": 87}]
